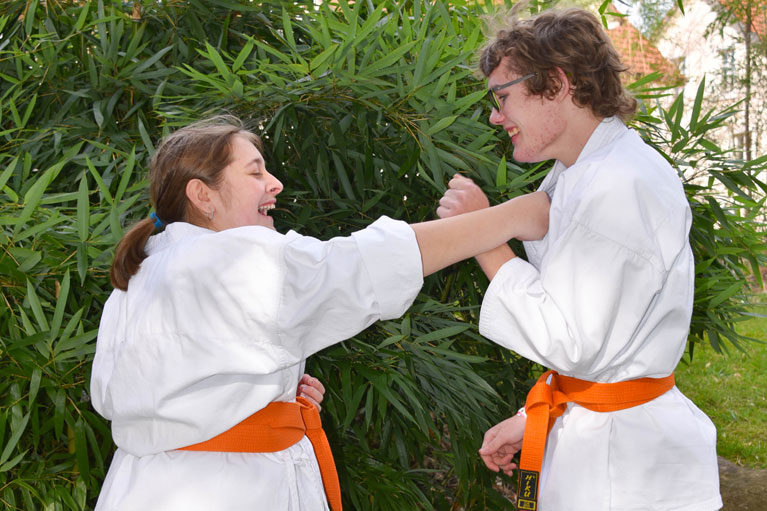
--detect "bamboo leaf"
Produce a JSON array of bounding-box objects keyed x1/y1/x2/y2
[
  {"x1": 376, "y1": 334, "x2": 405, "y2": 350},
  {"x1": 25, "y1": 279, "x2": 49, "y2": 332},
  {"x1": 137, "y1": 114, "x2": 155, "y2": 154},
  {"x1": 281, "y1": 8, "x2": 297, "y2": 51},
  {"x1": 93, "y1": 100, "x2": 104, "y2": 129},
  {"x1": 20, "y1": 93, "x2": 37, "y2": 128},
  {"x1": 0, "y1": 413, "x2": 29, "y2": 466},
  {"x1": 72, "y1": 0, "x2": 90, "y2": 33},
  {"x1": 689, "y1": 77, "x2": 705, "y2": 131},
  {"x1": 77, "y1": 177, "x2": 90, "y2": 243},
  {"x1": 413, "y1": 325, "x2": 471, "y2": 344},
  {"x1": 310, "y1": 43, "x2": 338, "y2": 74},
  {"x1": 628, "y1": 71, "x2": 664, "y2": 90},
  {"x1": 331, "y1": 152, "x2": 356, "y2": 201},
  {"x1": 232, "y1": 37, "x2": 255, "y2": 72},
  {"x1": 77, "y1": 242, "x2": 88, "y2": 284},
  {"x1": 24, "y1": 0, "x2": 38, "y2": 36},
  {"x1": 367, "y1": 374, "x2": 415, "y2": 423},
  {"x1": 495, "y1": 155, "x2": 507, "y2": 187},
  {"x1": 14, "y1": 143, "x2": 82, "y2": 237},
  {"x1": 54, "y1": 308, "x2": 85, "y2": 356},
  {"x1": 202, "y1": 42, "x2": 231, "y2": 81},
  {"x1": 85, "y1": 155, "x2": 114, "y2": 205},
  {"x1": 74, "y1": 419, "x2": 90, "y2": 481},
  {"x1": 0, "y1": 450, "x2": 28, "y2": 473},
  {"x1": 252, "y1": 39, "x2": 294, "y2": 65},
  {"x1": 425, "y1": 115, "x2": 457, "y2": 136},
  {"x1": 0, "y1": 155, "x2": 19, "y2": 193},
  {"x1": 109, "y1": 203, "x2": 123, "y2": 243},
  {"x1": 8, "y1": 97, "x2": 21, "y2": 135},
  {"x1": 49, "y1": 271, "x2": 71, "y2": 342},
  {"x1": 17, "y1": 251, "x2": 41, "y2": 272},
  {"x1": 709, "y1": 280, "x2": 744, "y2": 309},
  {"x1": 133, "y1": 45, "x2": 173, "y2": 75},
  {"x1": 115, "y1": 147, "x2": 135, "y2": 202},
  {"x1": 28, "y1": 368, "x2": 42, "y2": 408},
  {"x1": 364, "y1": 41, "x2": 417, "y2": 75},
  {"x1": 53, "y1": 389, "x2": 65, "y2": 439}
]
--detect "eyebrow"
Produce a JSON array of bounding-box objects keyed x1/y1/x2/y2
[{"x1": 247, "y1": 157, "x2": 264, "y2": 167}]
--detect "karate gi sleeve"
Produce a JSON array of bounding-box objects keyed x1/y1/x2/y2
[
  {"x1": 479, "y1": 181, "x2": 691, "y2": 377},
  {"x1": 276, "y1": 216, "x2": 423, "y2": 361}
]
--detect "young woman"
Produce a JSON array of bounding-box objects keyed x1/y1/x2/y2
[{"x1": 91, "y1": 115, "x2": 549, "y2": 511}]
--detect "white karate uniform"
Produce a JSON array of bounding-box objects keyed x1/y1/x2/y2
[
  {"x1": 479, "y1": 117, "x2": 722, "y2": 511},
  {"x1": 91, "y1": 217, "x2": 423, "y2": 511}
]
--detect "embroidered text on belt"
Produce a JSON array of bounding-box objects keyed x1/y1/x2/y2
[
  {"x1": 516, "y1": 370, "x2": 675, "y2": 511},
  {"x1": 178, "y1": 396, "x2": 342, "y2": 511}
]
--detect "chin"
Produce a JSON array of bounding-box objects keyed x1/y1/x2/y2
[
  {"x1": 513, "y1": 149, "x2": 543, "y2": 164},
  {"x1": 512, "y1": 152, "x2": 533, "y2": 163}
]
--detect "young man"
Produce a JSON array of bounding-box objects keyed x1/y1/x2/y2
[{"x1": 437, "y1": 8, "x2": 722, "y2": 511}]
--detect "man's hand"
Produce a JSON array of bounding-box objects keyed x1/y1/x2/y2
[
  {"x1": 479, "y1": 414, "x2": 526, "y2": 476},
  {"x1": 297, "y1": 374, "x2": 326, "y2": 412},
  {"x1": 437, "y1": 174, "x2": 490, "y2": 218}
]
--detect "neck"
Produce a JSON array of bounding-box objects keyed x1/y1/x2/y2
[{"x1": 558, "y1": 108, "x2": 603, "y2": 168}]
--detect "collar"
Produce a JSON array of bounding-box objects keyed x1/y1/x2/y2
[
  {"x1": 145, "y1": 222, "x2": 212, "y2": 255},
  {"x1": 538, "y1": 117, "x2": 627, "y2": 196}
]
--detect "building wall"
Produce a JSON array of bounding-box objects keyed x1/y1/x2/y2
[{"x1": 657, "y1": 0, "x2": 765, "y2": 159}]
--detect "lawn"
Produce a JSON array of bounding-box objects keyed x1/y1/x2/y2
[{"x1": 675, "y1": 298, "x2": 767, "y2": 469}]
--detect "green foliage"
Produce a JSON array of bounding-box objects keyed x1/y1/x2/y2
[
  {"x1": 629, "y1": 77, "x2": 767, "y2": 355},
  {"x1": 630, "y1": 0, "x2": 680, "y2": 42},
  {"x1": 676, "y1": 300, "x2": 767, "y2": 469},
  {"x1": 0, "y1": 1, "x2": 764, "y2": 510}
]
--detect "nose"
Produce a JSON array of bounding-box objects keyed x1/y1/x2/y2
[
  {"x1": 489, "y1": 106, "x2": 504, "y2": 125},
  {"x1": 268, "y1": 174, "x2": 283, "y2": 195}
]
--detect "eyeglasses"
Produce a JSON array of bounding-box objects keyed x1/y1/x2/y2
[{"x1": 486, "y1": 73, "x2": 536, "y2": 112}]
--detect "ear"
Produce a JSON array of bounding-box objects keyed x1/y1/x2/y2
[
  {"x1": 185, "y1": 178, "x2": 213, "y2": 217},
  {"x1": 552, "y1": 67, "x2": 572, "y2": 102}
]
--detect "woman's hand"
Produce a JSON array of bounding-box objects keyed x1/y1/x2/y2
[
  {"x1": 478, "y1": 413, "x2": 526, "y2": 476},
  {"x1": 297, "y1": 374, "x2": 326, "y2": 412}
]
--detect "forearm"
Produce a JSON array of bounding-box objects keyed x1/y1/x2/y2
[
  {"x1": 476, "y1": 245, "x2": 516, "y2": 280},
  {"x1": 412, "y1": 191, "x2": 547, "y2": 277}
]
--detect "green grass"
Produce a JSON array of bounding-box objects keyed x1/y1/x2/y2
[{"x1": 675, "y1": 300, "x2": 767, "y2": 469}]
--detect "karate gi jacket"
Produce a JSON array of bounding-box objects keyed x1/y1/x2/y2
[
  {"x1": 91, "y1": 217, "x2": 423, "y2": 511},
  {"x1": 480, "y1": 117, "x2": 723, "y2": 511}
]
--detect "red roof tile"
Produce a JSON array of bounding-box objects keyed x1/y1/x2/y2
[
  {"x1": 606, "y1": 15, "x2": 684, "y2": 86},
  {"x1": 717, "y1": 0, "x2": 767, "y2": 39}
]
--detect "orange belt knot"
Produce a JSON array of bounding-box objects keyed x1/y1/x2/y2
[
  {"x1": 179, "y1": 396, "x2": 342, "y2": 511},
  {"x1": 516, "y1": 370, "x2": 675, "y2": 511}
]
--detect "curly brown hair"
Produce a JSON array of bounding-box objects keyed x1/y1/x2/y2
[{"x1": 479, "y1": 7, "x2": 637, "y2": 121}]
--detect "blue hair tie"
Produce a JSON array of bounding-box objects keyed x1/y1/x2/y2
[{"x1": 150, "y1": 212, "x2": 165, "y2": 229}]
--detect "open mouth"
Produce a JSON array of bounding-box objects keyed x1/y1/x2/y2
[
  {"x1": 258, "y1": 203, "x2": 275, "y2": 216},
  {"x1": 507, "y1": 127, "x2": 519, "y2": 137}
]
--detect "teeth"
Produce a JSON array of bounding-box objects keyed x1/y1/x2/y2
[
  {"x1": 258, "y1": 204, "x2": 275, "y2": 212},
  {"x1": 508, "y1": 127, "x2": 519, "y2": 136}
]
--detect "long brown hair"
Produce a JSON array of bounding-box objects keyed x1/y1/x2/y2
[
  {"x1": 110, "y1": 116, "x2": 261, "y2": 291},
  {"x1": 479, "y1": 7, "x2": 637, "y2": 122}
]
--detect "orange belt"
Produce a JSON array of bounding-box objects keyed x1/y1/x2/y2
[
  {"x1": 517, "y1": 370, "x2": 675, "y2": 511},
  {"x1": 179, "y1": 396, "x2": 342, "y2": 511}
]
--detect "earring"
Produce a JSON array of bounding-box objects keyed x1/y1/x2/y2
[{"x1": 207, "y1": 208, "x2": 214, "y2": 221}]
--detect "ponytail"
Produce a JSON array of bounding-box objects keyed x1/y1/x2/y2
[{"x1": 110, "y1": 218, "x2": 158, "y2": 291}]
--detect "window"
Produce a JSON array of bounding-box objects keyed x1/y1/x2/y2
[
  {"x1": 721, "y1": 49, "x2": 736, "y2": 87},
  {"x1": 733, "y1": 131, "x2": 749, "y2": 160}
]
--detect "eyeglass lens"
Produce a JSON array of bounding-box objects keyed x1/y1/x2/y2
[{"x1": 486, "y1": 90, "x2": 500, "y2": 112}]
